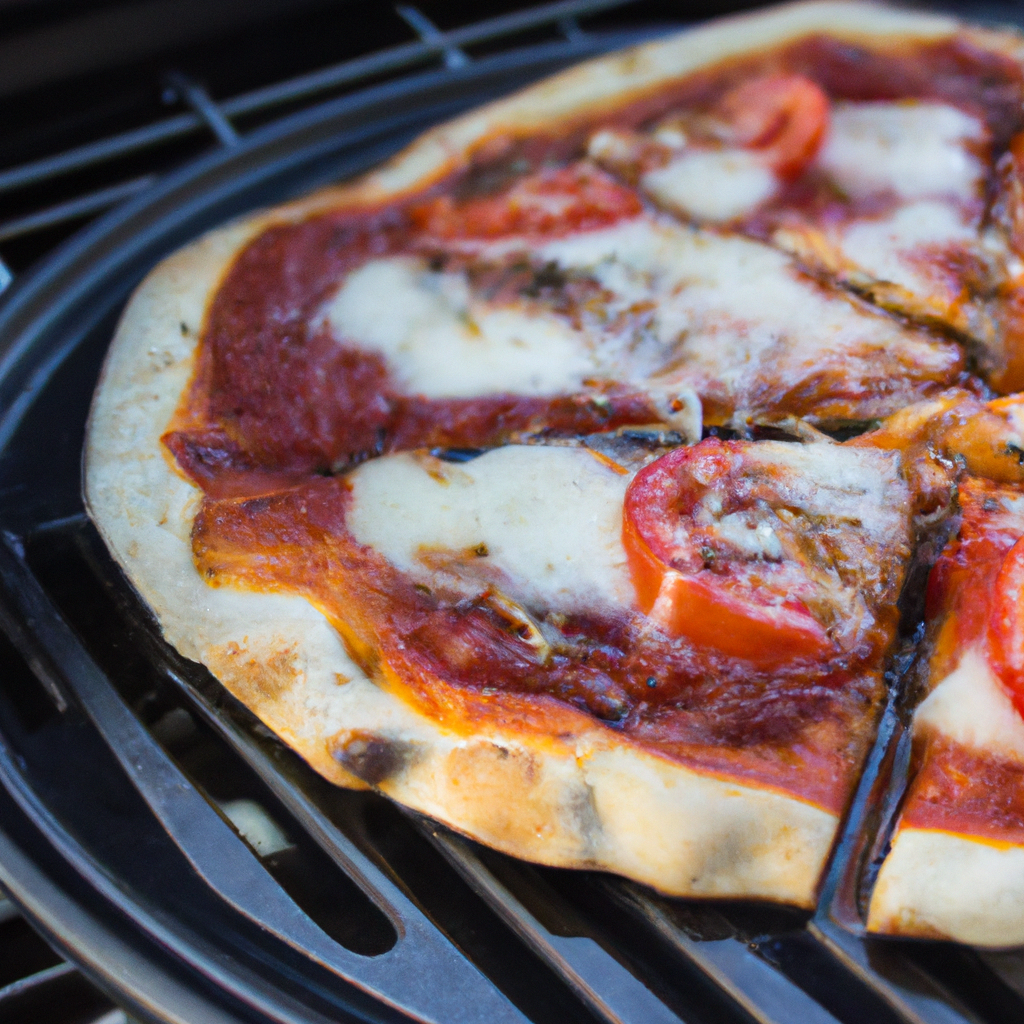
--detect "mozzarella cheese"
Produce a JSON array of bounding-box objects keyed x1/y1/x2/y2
[
  {"x1": 323, "y1": 207, "x2": 952, "y2": 428},
  {"x1": 836, "y1": 200, "x2": 980, "y2": 298},
  {"x1": 324, "y1": 256, "x2": 597, "y2": 397},
  {"x1": 914, "y1": 646, "x2": 1024, "y2": 764},
  {"x1": 346, "y1": 445, "x2": 635, "y2": 614},
  {"x1": 536, "y1": 216, "x2": 950, "y2": 408},
  {"x1": 819, "y1": 101, "x2": 986, "y2": 203},
  {"x1": 641, "y1": 148, "x2": 777, "y2": 223},
  {"x1": 737, "y1": 439, "x2": 905, "y2": 529}
]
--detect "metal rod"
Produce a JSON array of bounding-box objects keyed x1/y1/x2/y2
[
  {"x1": 419, "y1": 821, "x2": 687, "y2": 1024},
  {"x1": 164, "y1": 71, "x2": 240, "y2": 148},
  {"x1": 0, "y1": 115, "x2": 197, "y2": 195},
  {"x1": 396, "y1": 5, "x2": 470, "y2": 69},
  {"x1": 0, "y1": 0, "x2": 637, "y2": 196},
  {"x1": 0, "y1": 176, "x2": 155, "y2": 243},
  {"x1": 0, "y1": 891, "x2": 17, "y2": 924},
  {"x1": 559, "y1": 16, "x2": 589, "y2": 42}
]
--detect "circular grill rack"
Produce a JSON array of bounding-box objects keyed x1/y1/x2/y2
[{"x1": 2, "y1": 5, "x2": 1024, "y2": 1024}]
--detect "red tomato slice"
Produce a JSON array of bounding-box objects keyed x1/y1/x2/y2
[
  {"x1": 410, "y1": 164, "x2": 643, "y2": 241},
  {"x1": 622, "y1": 439, "x2": 833, "y2": 665},
  {"x1": 716, "y1": 74, "x2": 830, "y2": 178},
  {"x1": 987, "y1": 536, "x2": 1024, "y2": 716}
]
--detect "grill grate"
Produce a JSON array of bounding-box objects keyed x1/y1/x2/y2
[
  {"x1": 0, "y1": 0, "x2": 641, "y2": 274},
  {"x1": 3, "y1": 2, "x2": 1024, "y2": 1022}
]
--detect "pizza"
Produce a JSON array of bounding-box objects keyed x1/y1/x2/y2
[{"x1": 83, "y1": 0, "x2": 1024, "y2": 939}]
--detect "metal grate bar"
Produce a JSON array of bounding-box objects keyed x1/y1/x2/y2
[
  {"x1": 0, "y1": 891, "x2": 17, "y2": 923},
  {"x1": 0, "y1": 113, "x2": 198, "y2": 196},
  {"x1": 0, "y1": 534, "x2": 529, "y2": 1024},
  {"x1": 809, "y1": 921, "x2": 981, "y2": 1024},
  {"x1": 420, "y1": 822, "x2": 687, "y2": 1024},
  {"x1": 604, "y1": 883, "x2": 845, "y2": 1024},
  {"x1": 397, "y1": 5, "x2": 471, "y2": 69},
  {"x1": 0, "y1": 177, "x2": 156, "y2": 243},
  {"x1": 221, "y1": 0, "x2": 633, "y2": 118},
  {"x1": 163, "y1": 72, "x2": 240, "y2": 148},
  {"x1": 0, "y1": 256, "x2": 11, "y2": 294},
  {"x1": 0, "y1": 0, "x2": 636, "y2": 196},
  {"x1": 0, "y1": 961, "x2": 78, "y2": 1004},
  {"x1": 559, "y1": 16, "x2": 590, "y2": 42}
]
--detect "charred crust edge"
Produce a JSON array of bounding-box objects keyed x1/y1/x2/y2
[{"x1": 331, "y1": 730, "x2": 420, "y2": 785}]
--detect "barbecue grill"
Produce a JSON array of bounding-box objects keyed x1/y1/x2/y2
[{"x1": 3, "y1": 2, "x2": 1024, "y2": 1021}]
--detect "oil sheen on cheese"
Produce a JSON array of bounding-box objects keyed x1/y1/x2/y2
[{"x1": 534, "y1": 217, "x2": 952, "y2": 406}]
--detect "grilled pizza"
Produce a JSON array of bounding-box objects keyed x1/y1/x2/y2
[{"x1": 85, "y1": 0, "x2": 1024, "y2": 928}]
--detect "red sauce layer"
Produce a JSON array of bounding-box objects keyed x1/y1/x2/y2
[
  {"x1": 902, "y1": 737, "x2": 1024, "y2": 846},
  {"x1": 164, "y1": 171, "x2": 660, "y2": 501},
  {"x1": 165, "y1": 35, "x2": 1024, "y2": 810}
]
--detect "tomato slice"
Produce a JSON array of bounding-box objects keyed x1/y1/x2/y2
[
  {"x1": 987, "y1": 535, "x2": 1024, "y2": 716},
  {"x1": 716, "y1": 74, "x2": 830, "y2": 178},
  {"x1": 622, "y1": 439, "x2": 834, "y2": 664},
  {"x1": 410, "y1": 164, "x2": 643, "y2": 241}
]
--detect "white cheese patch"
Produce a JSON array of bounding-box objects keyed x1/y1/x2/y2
[
  {"x1": 346, "y1": 445, "x2": 635, "y2": 614},
  {"x1": 324, "y1": 256, "x2": 597, "y2": 397},
  {"x1": 915, "y1": 646, "x2": 1024, "y2": 764},
  {"x1": 741, "y1": 440, "x2": 904, "y2": 529},
  {"x1": 713, "y1": 512, "x2": 785, "y2": 560},
  {"x1": 641, "y1": 148, "x2": 778, "y2": 223},
  {"x1": 819, "y1": 101, "x2": 986, "y2": 202},
  {"x1": 836, "y1": 200, "x2": 979, "y2": 296},
  {"x1": 535, "y1": 216, "x2": 949, "y2": 404}
]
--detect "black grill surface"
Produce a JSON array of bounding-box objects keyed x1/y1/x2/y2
[{"x1": 3, "y1": 3, "x2": 1024, "y2": 1023}]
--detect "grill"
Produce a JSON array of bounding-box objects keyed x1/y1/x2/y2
[{"x1": 3, "y1": 1, "x2": 1024, "y2": 1021}]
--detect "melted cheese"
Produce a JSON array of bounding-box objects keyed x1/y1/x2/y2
[
  {"x1": 819, "y1": 101, "x2": 986, "y2": 202},
  {"x1": 915, "y1": 646, "x2": 1024, "y2": 764},
  {"x1": 535, "y1": 217, "x2": 950, "y2": 406},
  {"x1": 326, "y1": 213, "x2": 950, "y2": 427},
  {"x1": 836, "y1": 200, "x2": 979, "y2": 297},
  {"x1": 741, "y1": 440, "x2": 904, "y2": 527},
  {"x1": 324, "y1": 256, "x2": 597, "y2": 397},
  {"x1": 641, "y1": 148, "x2": 777, "y2": 223},
  {"x1": 346, "y1": 445, "x2": 635, "y2": 614}
]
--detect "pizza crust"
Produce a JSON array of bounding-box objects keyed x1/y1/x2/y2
[
  {"x1": 86, "y1": 1, "x2": 1024, "y2": 906},
  {"x1": 868, "y1": 828, "x2": 1024, "y2": 946}
]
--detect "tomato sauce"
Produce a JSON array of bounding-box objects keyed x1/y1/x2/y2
[
  {"x1": 165, "y1": 35, "x2": 1023, "y2": 812},
  {"x1": 163, "y1": 192, "x2": 661, "y2": 501},
  {"x1": 903, "y1": 737, "x2": 1024, "y2": 846}
]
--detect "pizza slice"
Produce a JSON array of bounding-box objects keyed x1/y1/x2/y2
[
  {"x1": 186, "y1": 430, "x2": 918, "y2": 905},
  {"x1": 866, "y1": 441, "x2": 1024, "y2": 946},
  {"x1": 412, "y1": 168, "x2": 963, "y2": 427}
]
